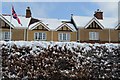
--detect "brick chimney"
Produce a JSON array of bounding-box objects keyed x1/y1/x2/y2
[
  {"x1": 94, "y1": 9, "x2": 103, "y2": 20},
  {"x1": 26, "y1": 7, "x2": 31, "y2": 18}
]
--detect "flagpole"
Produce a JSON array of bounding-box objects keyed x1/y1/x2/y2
[
  {"x1": 9, "y1": 5, "x2": 12, "y2": 52},
  {"x1": 109, "y1": 29, "x2": 110, "y2": 43},
  {"x1": 10, "y1": 14, "x2": 12, "y2": 41}
]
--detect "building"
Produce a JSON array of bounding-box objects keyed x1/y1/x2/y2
[
  {"x1": 0, "y1": 7, "x2": 119, "y2": 43},
  {"x1": 71, "y1": 9, "x2": 120, "y2": 43}
]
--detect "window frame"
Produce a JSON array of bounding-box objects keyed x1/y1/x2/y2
[
  {"x1": 89, "y1": 32, "x2": 99, "y2": 40},
  {"x1": 34, "y1": 32, "x2": 46, "y2": 41},
  {"x1": 2, "y1": 32, "x2": 11, "y2": 41},
  {"x1": 58, "y1": 33, "x2": 70, "y2": 41},
  {"x1": 119, "y1": 33, "x2": 120, "y2": 41}
]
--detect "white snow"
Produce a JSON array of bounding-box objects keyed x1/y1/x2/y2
[
  {"x1": 3, "y1": 15, "x2": 31, "y2": 29},
  {"x1": 29, "y1": 18, "x2": 76, "y2": 31},
  {"x1": 1, "y1": 41, "x2": 120, "y2": 79},
  {"x1": 72, "y1": 15, "x2": 117, "y2": 29}
]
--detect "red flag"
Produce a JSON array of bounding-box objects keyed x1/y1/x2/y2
[{"x1": 12, "y1": 6, "x2": 22, "y2": 26}]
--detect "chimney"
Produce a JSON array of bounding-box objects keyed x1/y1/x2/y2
[
  {"x1": 26, "y1": 7, "x2": 31, "y2": 18},
  {"x1": 94, "y1": 9, "x2": 103, "y2": 20}
]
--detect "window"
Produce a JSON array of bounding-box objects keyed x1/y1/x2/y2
[
  {"x1": 119, "y1": 33, "x2": 120, "y2": 41},
  {"x1": 34, "y1": 32, "x2": 46, "y2": 40},
  {"x1": 59, "y1": 33, "x2": 70, "y2": 41},
  {"x1": 0, "y1": 32, "x2": 2, "y2": 40},
  {"x1": 89, "y1": 32, "x2": 99, "y2": 40},
  {"x1": 2, "y1": 32, "x2": 10, "y2": 41}
]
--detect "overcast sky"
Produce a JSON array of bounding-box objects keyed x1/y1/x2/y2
[{"x1": 1, "y1": 1, "x2": 119, "y2": 19}]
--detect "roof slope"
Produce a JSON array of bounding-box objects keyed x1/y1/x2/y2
[
  {"x1": 29, "y1": 18, "x2": 76, "y2": 31},
  {"x1": 2, "y1": 15, "x2": 76, "y2": 31},
  {"x1": 3, "y1": 15, "x2": 31, "y2": 29},
  {"x1": 72, "y1": 15, "x2": 118, "y2": 29}
]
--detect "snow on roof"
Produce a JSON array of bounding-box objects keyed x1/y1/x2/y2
[
  {"x1": 65, "y1": 23, "x2": 76, "y2": 31},
  {"x1": 28, "y1": 21, "x2": 40, "y2": 30},
  {"x1": 72, "y1": 16, "x2": 92, "y2": 28},
  {"x1": 98, "y1": 18, "x2": 118, "y2": 29},
  {"x1": 72, "y1": 15, "x2": 118, "y2": 29},
  {"x1": 39, "y1": 18, "x2": 63, "y2": 30},
  {"x1": 3, "y1": 15, "x2": 31, "y2": 29},
  {"x1": 29, "y1": 18, "x2": 76, "y2": 31},
  {"x1": 0, "y1": 14, "x2": 14, "y2": 28}
]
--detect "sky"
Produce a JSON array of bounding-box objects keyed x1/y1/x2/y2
[{"x1": 1, "y1": 1, "x2": 119, "y2": 20}]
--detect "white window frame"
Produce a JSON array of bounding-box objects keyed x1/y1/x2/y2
[
  {"x1": 119, "y1": 33, "x2": 120, "y2": 41},
  {"x1": 58, "y1": 33, "x2": 70, "y2": 41},
  {"x1": 2, "y1": 32, "x2": 11, "y2": 41},
  {"x1": 34, "y1": 32, "x2": 46, "y2": 41},
  {"x1": 89, "y1": 32, "x2": 99, "y2": 40},
  {"x1": 0, "y1": 32, "x2": 2, "y2": 40}
]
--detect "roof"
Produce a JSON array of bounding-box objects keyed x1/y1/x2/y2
[
  {"x1": 3, "y1": 15, "x2": 31, "y2": 29},
  {"x1": 29, "y1": 18, "x2": 76, "y2": 31},
  {"x1": 84, "y1": 17, "x2": 104, "y2": 29},
  {"x1": 72, "y1": 15, "x2": 118, "y2": 29},
  {"x1": 0, "y1": 14, "x2": 14, "y2": 28},
  {"x1": 1, "y1": 14, "x2": 76, "y2": 31}
]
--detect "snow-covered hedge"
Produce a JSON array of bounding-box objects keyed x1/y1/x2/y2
[{"x1": 1, "y1": 41, "x2": 120, "y2": 79}]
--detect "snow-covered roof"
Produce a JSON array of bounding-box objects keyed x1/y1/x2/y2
[
  {"x1": 98, "y1": 18, "x2": 118, "y2": 29},
  {"x1": 29, "y1": 18, "x2": 76, "y2": 31},
  {"x1": 72, "y1": 16, "x2": 92, "y2": 28},
  {"x1": 3, "y1": 15, "x2": 31, "y2": 29},
  {"x1": 29, "y1": 21, "x2": 50, "y2": 31},
  {"x1": 56, "y1": 23, "x2": 76, "y2": 32},
  {"x1": 84, "y1": 17, "x2": 104, "y2": 29},
  {"x1": 72, "y1": 15, "x2": 118, "y2": 29},
  {"x1": 0, "y1": 14, "x2": 14, "y2": 28},
  {"x1": 115, "y1": 23, "x2": 120, "y2": 29}
]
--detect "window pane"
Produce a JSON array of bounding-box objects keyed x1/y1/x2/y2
[
  {"x1": 96, "y1": 32, "x2": 99, "y2": 40},
  {"x1": 63, "y1": 33, "x2": 66, "y2": 40},
  {"x1": 4, "y1": 32, "x2": 10, "y2": 40},
  {"x1": 0, "y1": 32, "x2": 2, "y2": 40},
  {"x1": 89, "y1": 32, "x2": 92, "y2": 40},
  {"x1": 39, "y1": 33, "x2": 42, "y2": 39},
  {"x1": 59, "y1": 33, "x2": 62, "y2": 41},
  {"x1": 119, "y1": 33, "x2": 120, "y2": 41},
  {"x1": 42, "y1": 33, "x2": 46, "y2": 40},
  {"x1": 34, "y1": 33, "x2": 38, "y2": 40},
  {"x1": 67, "y1": 33, "x2": 70, "y2": 41}
]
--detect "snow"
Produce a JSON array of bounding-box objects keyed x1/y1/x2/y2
[
  {"x1": 72, "y1": 16, "x2": 92, "y2": 28},
  {"x1": 3, "y1": 15, "x2": 31, "y2": 29},
  {"x1": 1, "y1": 41, "x2": 120, "y2": 79},
  {"x1": 72, "y1": 15, "x2": 117, "y2": 29},
  {"x1": 98, "y1": 17, "x2": 118, "y2": 29},
  {"x1": 29, "y1": 18, "x2": 76, "y2": 31},
  {"x1": 39, "y1": 18, "x2": 62, "y2": 31}
]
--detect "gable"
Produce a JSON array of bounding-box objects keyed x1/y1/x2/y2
[
  {"x1": 57, "y1": 25, "x2": 72, "y2": 31},
  {"x1": 86, "y1": 21, "x2": 102, "y2": 29},
  {"x1": 115, "y1": 23, "x2": 120, "y2": 30},
  {"x1": 116, "y1": 26, "x2": 120, "y2": 30},
  {"x1": 0, "y1": 18, "x2": 13, "y2": 29},
  {"x1": 29, "y1": 18, "x2": 39, "y2": 26},
  {"x1": 32, "y1": 24, "x2": 48, "y2": 31},
  {"x1": 85, "y1": 18, "x2": 104, "y2": 29}
]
